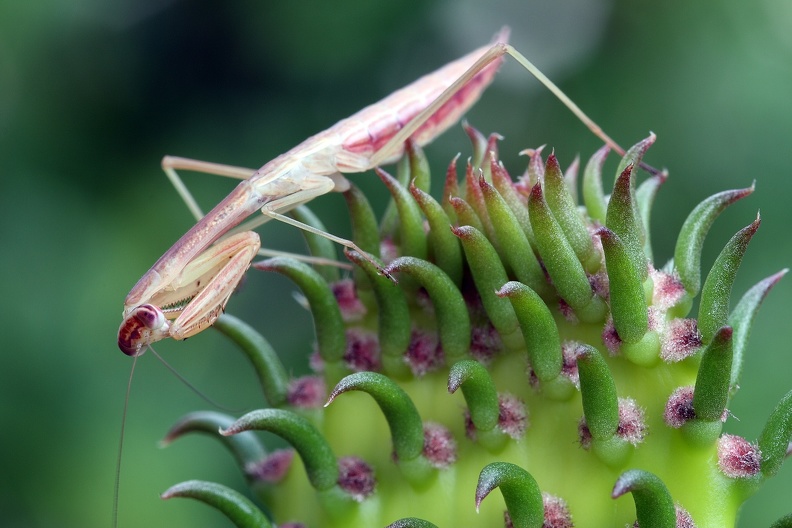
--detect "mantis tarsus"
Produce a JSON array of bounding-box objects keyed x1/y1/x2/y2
[{"x1": 118, "y1": 27, "x2": 654, "y2": 357}]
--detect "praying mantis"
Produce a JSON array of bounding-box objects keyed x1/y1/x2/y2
[{"x1": 118, "y1": 27, "x2": 641, "y2": 357}]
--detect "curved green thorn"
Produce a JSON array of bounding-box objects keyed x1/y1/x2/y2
[
  {"x1": 161, "y1": 411, "x2": 267, "y2": 480},
  {"x1": 327, "y1": 372, "x2": 424, "y2": 464},
  {"x1": 253, "y1": 257, "x2": 346, "y2": 365},
  {"x1": 409, "y1": 183, "x2": 464, "y2": 286},
  {"x1": 343, "y1": 183, "x2": 381, "y2": 258},
  {"x1": 475, "y1": 462, "x2": 544, "y2": 528},
  {"x1": 406, "y1": 139, "x2": 431, "y2": 193},
  {"x1": 614, "y1": 133, "x2": 656, "y2": 186},
  {"x1": 564, "y1": 154, "x2": 580, "y2": 204},
  {"x1": 674, "y1": 184, "x2": 755, "y2": 296},
  {"x1": 728, "y1": 269, "x2": 788, "y2": 390},
  {"x1": 376, "y1": 167, "x2": 428, "y2": 260},
  {"x1": 449, "y1": 196, "x2": 486, "y2": 234},
  {"x1": 577, "y1": 345, "x2": 634, "y2": 466},
  {"x1": 582, "y1": 144, "x2": 610, "y2": 224},
  {"x1": 441, "y1": 154, "x2": 461, "y2": 220},
  {"x1": 758, "y1": 389, "x2": 792, "y2": 479},
  {"x1": 385, "y1": 256, "x2": 471, "y2": 362},
  {"x1": 464, "y1": 161, "x2": 494, "y2": 238},
  {"x1": 544, "y1": 153, "x2": 598, "y2": 272},
  {"x1": 380, "y1": 152, "x2": 412, "y2": 236},
  {"x1": 463, "y1": 121, "x2": 490, "y2": 169},
  {"x1": 480, "y1": 177, "x2": 548, "y2": 295},
  {"x1": 597, "y1": 227, "x2": 648, "y2": 345},
  {"x1": 490, "y1": 157, "x2": 535, "y2": 246},
  {"x1": 606, "y1": 164, "x2": 647, "y2": 281},
  {"x1": 635, "y1": 169, "x2": 667, "y2": 262},
  {"x1": 692, "y1": 326, "x2": 733, "y2": 423},
  {"x1": 345, "y1": 249, "x2": 411, "y2": 377},
  {"x1": 612, "y1": 469, "x2": 676, "y2": 528},
  {"x1": 576, "y1": 346, "x2": 619, "y2": 441},
  {"x1": 496, "y1": 281, "x2": 561, "y2": 382},
  {"x1": 161, "y1": 480, "x2": 273, "y2": 528},
  {"x1": 451, "y1": 225, "x2": 521, "y2": 349},
  {"x1": 698, "y1": 213, "x2": 761, "y2": 343},
  {"x1": 448, "y1": 360, "x2": 500, "y2": 433},
  {"x1": 523, "y1": 146, "x2": 545, "y2": 187},
  {"x1": 343, "y1": 182, "x2": 382, "y2": 291},
  {"x1": 529, "y1": 182, "x2": 604, "y2": 322},
  {"x1": 220, "y1": 408, "x2": 338, "y2": 492},
  {"x1": 214, "y1": 314, "x2": 289, "y2": 407}
]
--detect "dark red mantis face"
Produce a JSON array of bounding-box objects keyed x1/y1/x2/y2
[{"x1": 117, "y1": 304, "x2": 169, "y2": 357}]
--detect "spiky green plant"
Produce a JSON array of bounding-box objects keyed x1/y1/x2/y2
[{"x1": 158, "y1": 128, "x2": 790, "y2": 528}]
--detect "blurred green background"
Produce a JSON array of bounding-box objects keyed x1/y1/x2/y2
[{"x1": 1, "y1": 1, "x2": 790, "y2": 526}]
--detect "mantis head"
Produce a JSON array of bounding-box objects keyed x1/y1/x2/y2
[{"x1": 118, "y1": 304, "x2": 171, "y2": 356}]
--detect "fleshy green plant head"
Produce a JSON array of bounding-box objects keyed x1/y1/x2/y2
[{"x1": 157, "y1": 130, "x2": 789, "y2": 527}]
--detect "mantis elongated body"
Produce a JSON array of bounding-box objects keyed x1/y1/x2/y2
[{"x1": 118, "y1": 28, "x2": 639, "y2": 357}]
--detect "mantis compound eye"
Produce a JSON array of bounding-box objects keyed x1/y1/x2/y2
[{"x1": 133, "y1": 304, "x2": 167, "y2": 329}]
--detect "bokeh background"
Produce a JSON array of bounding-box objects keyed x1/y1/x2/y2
[{"x1": 1, "y1": 1, "x2": 790, "y2": 526}]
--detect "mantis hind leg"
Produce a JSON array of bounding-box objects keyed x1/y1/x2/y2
[
  {"x1": 162, "y1": 156, "x2": 257, "y2": 222},
  {"x1": 369, "y1": 41, "x2": 661, "y2": 177}
]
